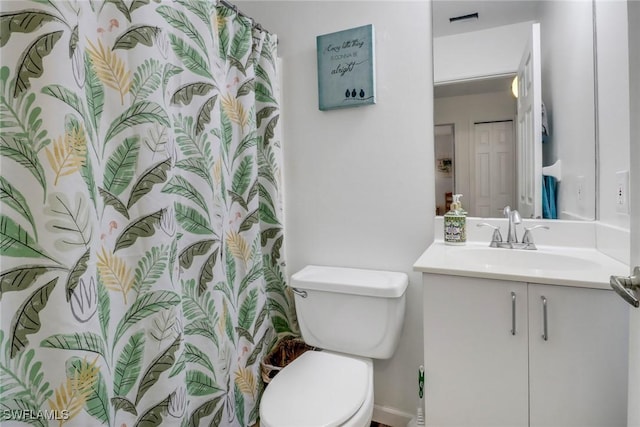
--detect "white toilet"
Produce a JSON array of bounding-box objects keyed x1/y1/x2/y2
[{"x1": 259, "y1": 265, "x2": 409, "y2": 427}]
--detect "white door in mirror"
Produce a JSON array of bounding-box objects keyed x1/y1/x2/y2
[
  {"x1": 473, "y1": 121, "x2": 515, "y2": 217},
  {"x1": 516, "y1": 23, "x2": 542, "y2": 219}
]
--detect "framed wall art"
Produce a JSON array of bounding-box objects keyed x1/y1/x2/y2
[{"x1": 316, "y1": 24, "x2": 376, "y2": 111}]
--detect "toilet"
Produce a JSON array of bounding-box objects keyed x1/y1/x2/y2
[{"x1": 259, "y1": 265, "x2": 409, "y2": 427}]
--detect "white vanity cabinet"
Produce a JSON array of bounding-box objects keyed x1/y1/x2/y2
[
  {"x1": 527, "y1": 283, "x2": 629, "y2": 427},
  {"x1": 423, "y1": 274, "x2": 629, "y2": 427},
  {"x1": 423, "y1": 275, "x2": 529, "y2": 426}
]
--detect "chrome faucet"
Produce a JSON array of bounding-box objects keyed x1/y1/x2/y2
[
  {"x1": 503, "y1": 206, "x2": 522, "y2": 245},
  {"x1": 478, "y1": 209, "x2": 549, "y2": 250}
]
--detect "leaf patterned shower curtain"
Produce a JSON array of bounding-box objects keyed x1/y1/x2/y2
[{"x1": 0, "y1": 1, "x2": 298, "y2": 426}]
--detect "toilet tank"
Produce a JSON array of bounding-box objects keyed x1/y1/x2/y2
[{"x1": 290, "y1": 265, "x2": 408, "y2": 359}]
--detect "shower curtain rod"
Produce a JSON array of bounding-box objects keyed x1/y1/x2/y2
[{"x1": 218, "y1": 0, "x2": 274, "y2": 36}]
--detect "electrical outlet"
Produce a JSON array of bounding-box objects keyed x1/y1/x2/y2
[{"x1": 616, "y1": 170, "x2": 630, "y2": 214}]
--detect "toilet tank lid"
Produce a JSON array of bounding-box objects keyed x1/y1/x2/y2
[{"x1": 291, "y1": 265, "x2": 408, "y2": 298}]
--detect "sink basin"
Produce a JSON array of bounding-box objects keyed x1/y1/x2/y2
[
  {"x1": 456, "y1": 247, "x2": 598, "y2": 271},
  {"x1": 415, "y1": 240, "x2": 630, "y2": 289}
]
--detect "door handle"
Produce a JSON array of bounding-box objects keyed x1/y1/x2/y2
[{"x1": 610, "y1": 266, "x2": 640, "y2": 308}]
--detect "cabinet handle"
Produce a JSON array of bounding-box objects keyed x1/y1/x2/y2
[
  {"x1": 511, "y1": 291, "x2": 516, "y2": 335},
  {"x1": 541, "y1": 296, "x2": 548, "y2": 341}
]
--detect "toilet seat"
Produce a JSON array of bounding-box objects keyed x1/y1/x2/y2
[{"x1": 260, "y1": 351, "x2": 373, "y2": 427}]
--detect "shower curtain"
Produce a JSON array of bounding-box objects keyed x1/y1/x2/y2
[{"x1": 0, "y1": 1, "x2": 297, "y2": 426}]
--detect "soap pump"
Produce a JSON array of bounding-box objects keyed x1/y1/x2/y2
[{"x1": 444, "y1": 194, "x2": 466, "y2": 245}]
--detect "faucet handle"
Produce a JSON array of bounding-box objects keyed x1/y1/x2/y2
[
  {"x1": 521, "y1": 225, "x2": 550, "y2": 249},
  {"x1": 477, "y1": 223, "x2": 503, "y2": 247},
  {"x1": 510, "y1": 210, "x2": 522, "y2": 224},
  {"x1": 523, "y1": 224, "x2": 550, "y2": 233}
]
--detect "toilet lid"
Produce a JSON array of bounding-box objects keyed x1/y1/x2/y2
[{"x1": 260, "y1": 351, "x2": 370, "y2": 427}]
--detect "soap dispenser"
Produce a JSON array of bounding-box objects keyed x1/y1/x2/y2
[{"x1": 444, "y1": 194, "x2": 466, "y2": 245}]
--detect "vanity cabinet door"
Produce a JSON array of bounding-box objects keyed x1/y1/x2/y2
[
  {"x1": 528, "y1": 283, "x2": 629, "y2": 427},
  {"x1": 423, "y1": 274, "x2": 528, "y2": 427}
]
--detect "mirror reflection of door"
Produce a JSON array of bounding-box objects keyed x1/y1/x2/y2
[
  {"x1": 435, "y1": 124, "x2": 455, "y2": 216},
  {"x1": 473, "y1": 121, "x2": 515, "y2": 217},
  {"x1": 435, "y1": 76, "x2": 517, "y2": 217},
  {"x1": 516, "y1": 22, "x2": 542, "y2": 219}
]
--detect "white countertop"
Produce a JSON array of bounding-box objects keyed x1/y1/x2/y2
[{"x1": 413, "y1": 240, "x2": 630, "y2": 290}]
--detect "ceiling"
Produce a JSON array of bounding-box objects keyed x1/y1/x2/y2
[
  {"x1": 432, "y1": 0, "x2": 540, "y2": 38},
  {"x1": 432, "y1": 1, "x2": 540, "y2": 95}
]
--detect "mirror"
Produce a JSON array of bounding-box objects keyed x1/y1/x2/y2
[{"x1": 432, "y1": 1, "x2": 596, "y2": 220}]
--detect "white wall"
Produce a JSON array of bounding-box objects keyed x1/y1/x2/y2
[
  {"x1": 433, "y1": 22, "x2": 531, "y2": 83},
  {"x1": 539, "y1": 0, "x2": 597, "y2": 220},
  {"x1": 595, "y1": 0, "x2": 631, "y2": 230},
  {"x1": 237, "y1": 0, "x2": 433, "y2": 416},
  {"x1": 435, "y1": 90, "x2": 516, "y2": 217}
]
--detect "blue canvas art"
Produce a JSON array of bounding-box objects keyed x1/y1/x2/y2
[{"x1": 316, "y1": 25, "x2": 376, "y2": 110}]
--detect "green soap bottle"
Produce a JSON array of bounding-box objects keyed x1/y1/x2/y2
[{"x1": 444, "y1": 194, "x2": 466, "y2": 245}]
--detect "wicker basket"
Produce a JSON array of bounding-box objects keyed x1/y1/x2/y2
[{"x1": 261, "y1": 335, "x2": 317, "y2": 384}]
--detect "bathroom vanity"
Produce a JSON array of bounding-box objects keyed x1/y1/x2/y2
[{"x1": 414, "y1": 227, "x2": 630, "y2": 427}]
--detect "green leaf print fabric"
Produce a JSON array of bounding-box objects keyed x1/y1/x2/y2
[{"x1": 0, "y1": 1, "x2": 297, "y2": 425}]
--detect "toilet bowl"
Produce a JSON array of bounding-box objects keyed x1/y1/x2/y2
[
  {"x1": 259, "y1": 265, "x2": 408, "y2": 427},
  {"x1": 260, "y1": 351, "x2": 374, "y2": 427}
]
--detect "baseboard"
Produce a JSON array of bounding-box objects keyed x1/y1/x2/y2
[{"x1": 372, "y1": 404, "x2": 414, "y2": 427}]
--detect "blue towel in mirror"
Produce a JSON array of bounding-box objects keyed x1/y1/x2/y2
[{"x1": 542, "y1": 176, "x2": 557, "y2": 219}]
